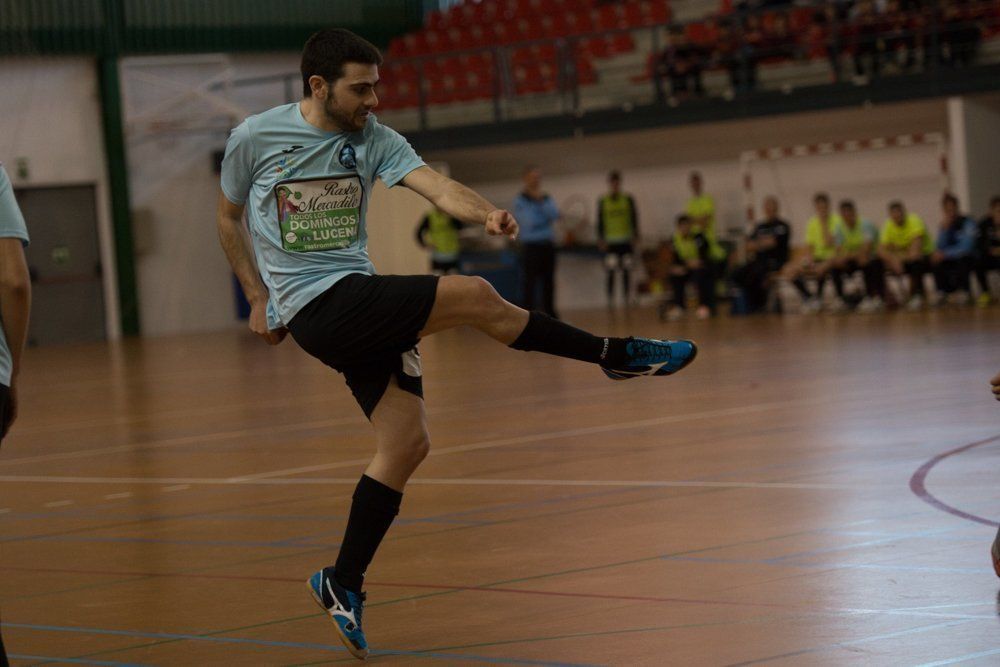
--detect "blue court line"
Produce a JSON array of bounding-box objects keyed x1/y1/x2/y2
[
  {"x1": 2, "y1": 623, "x2": 598, "y2": 667},
  {"x1": 662, "y1": 555, "x2": 987, "y2": 575},
  {"x1": 8, "y1": 655, "x2": 147, "y2": 666},
  {"x1": 913, "y1": 647, "x2": 1000, "y2": 667}
]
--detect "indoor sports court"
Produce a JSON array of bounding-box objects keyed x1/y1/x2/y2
[{"x1": 2, "y1": 1, "x2": 1000, "y2": 665}]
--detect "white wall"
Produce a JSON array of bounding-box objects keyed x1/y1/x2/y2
[
  {"x1": 948, "y1": 95, "x2": 1000, "y2": 216},
  {"x1": 0, "y1": 57, "x2": 121, "y2": 339}
]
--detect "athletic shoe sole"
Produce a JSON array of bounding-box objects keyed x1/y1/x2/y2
[
  {"x1": 307, "y1": 579, "x2": 369, "y2": 660},
  {"x1": 603, "y1": 342, "x2": 698, "y2": 381}
]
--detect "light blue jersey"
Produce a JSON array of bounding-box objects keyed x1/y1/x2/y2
[
  {"x1": 0, "y1": 165, "x2": 30, "y2": 387},
  {"x1": 221, "y1": 104, "x2": 425, "y2": 328}
]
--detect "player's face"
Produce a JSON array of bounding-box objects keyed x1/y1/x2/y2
[
  {"x1": 690, "y1": 174, "x2": 702, "y2": 193},
  {"x1": 325, "y1": 62, "x2": 379, "y2": 132},
  {"x1": 609, "y1": 178, "x2": 620, "y2": 194},
  {"x1": 890, "y1": 207, "x2": 904, "y2": 223},
  {"x1": 523, "y1": 169, "x2": 541, "y2": 190},
  {"x1": 815, "y1": 200, "x2": 829, "y2": 217},
  {"x1": 763, "y1": 197, "x2": 778, "y2": 218},
  {"x1": 943, "y1": 200, "x2": 957, "y2": 220},
  {"x1": 841, "y1": 207, "x2": 856, "y2": 225},
  {"x1": 993, "y1": 202, "x2": 1000, "y2": 221}
]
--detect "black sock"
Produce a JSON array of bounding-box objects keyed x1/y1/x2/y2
[
  {"x1": 793, "y1": 278, "x2": 812, "y2": 299},
  {"x1": 510, "y1": 310, "x2": 628, "y2": 367},
  {"x1": 334, "y1": 474, "x2": 403, "y2": 593}
]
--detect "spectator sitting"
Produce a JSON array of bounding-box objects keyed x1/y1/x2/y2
[
  {"x1": 783, "y1": 192, "x2": 842, "y2": 314},
  {"x1": 849, "y1": 0, "x2": 884, "y2": 80},
  {"x1": 832, "y1": 199, "x2": 884, "y2": 313},
  {"x1": 976, "y1": 195, "x2": 1000, "y2": 306},
  {"x1": 731, "y1": 195, "x2": 790, "y2": 313},
  {"x1": 881, "y1": 0, "x2": 917, "y2": 71},
  {"x1": 655, "y1": 27, "x2": 705, "y2": 101},
  {"x1": 759, "y1": 12, "x2": 798, "y2": 62},
  {"x1": 940, "y1": 0, "x2": 982, "y2": 67},
  {"x1": 715, "y1": 18, "x2": 758, "y2": 93},
  {"x1": 878, "y1": 200, "x2": 933, "y2": 310},
  {"x1": 664, "y1": 214, "x2": 716, "y2": 321},
  {"x1": 931, "y1": 193, "x2": 978, "y2": 304}
]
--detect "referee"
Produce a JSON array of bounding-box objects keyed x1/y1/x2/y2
[{"x1": 217, "y1": 28, "x2": 697, "y2": 659}]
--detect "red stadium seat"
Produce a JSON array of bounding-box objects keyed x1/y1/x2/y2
[{"x1": 609, "y1": 31, "x2": 635, "y2": 55}]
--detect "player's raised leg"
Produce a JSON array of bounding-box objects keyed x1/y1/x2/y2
[{"x1": 420, "y1": 275, "x2": 698, "y2": 379}]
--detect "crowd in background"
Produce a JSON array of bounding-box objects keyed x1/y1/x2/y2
[{"x1": 654, "y1": 0, "x2": 992, "y2": 98}]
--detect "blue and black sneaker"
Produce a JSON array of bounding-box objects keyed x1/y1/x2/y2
[
  {"x1": 602, "y1": 337, "x2": 698, "y2": 381},
  {"x1": 307, "y1": 567, "x2": 369, "y2": 660}
]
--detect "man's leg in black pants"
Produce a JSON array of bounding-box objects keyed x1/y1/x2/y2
[
  {"x1": 694, "y1": 267, "x2": 716, "y2": 313},
  {"x1": 541, "y1": 242, "x2": 557, "y2": 318},
  {"x1": 522, "y1": 244, "x2": 541, "y2": 311},
  {"x1": 905, "y1": 258, "x2": 928, "y2": 297},
  {"x1": 670, "y1": 271, "x2": 689, "y2": 310},
  {"x1": 862, "y1": 258, "x2": 885, "y2": 299}
]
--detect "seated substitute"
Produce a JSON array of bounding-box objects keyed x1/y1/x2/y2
[
  {"x1": 784, "y1": 192, "x2": 841, "y2": 313},
  {"x1": 976, "y1": 195, "x2": 1000, "y2": 306},
  {"x1": 731, "y1": 195, "x2": 790, "y2": 313},
  {"x1": 664, "y1": 214, "x2": 715, "y2": 320},
  {"x1": 877, "y1": 200, "x2": 933, "y2": 310},
  {"x1": 832, "y1": 199, "x2": 884, "y2": 313},
  {"x1": 930, "y1": 193, "x2": 977, "y2": 304}
]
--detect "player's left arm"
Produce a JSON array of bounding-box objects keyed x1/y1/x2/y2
[{"x1": 402, "y1": 166, "x2": 518, "y2": 240}]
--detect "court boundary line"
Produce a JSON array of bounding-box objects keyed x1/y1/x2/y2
[{"x1": 908, "y1": 434, "x2": 1000, "y2": 527}]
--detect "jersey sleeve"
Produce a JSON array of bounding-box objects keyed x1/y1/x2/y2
[
  {"x1": 372, "y1": 121, "x2": 426, "y2": 188},
  {"x1": 220, "y1": 120, "x2": 255, "y2": 206},
  {"x1": 0, "y1": 166, "x2": 30, "y2": 246}
]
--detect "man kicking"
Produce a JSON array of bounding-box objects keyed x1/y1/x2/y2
[{"x1": 217, "y1": 28, "x2": 697, "y2": 659}]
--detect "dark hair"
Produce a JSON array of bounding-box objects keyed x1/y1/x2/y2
[
  {"x1": 301, "y1": 28, "x2": 382, "y2": 97},
  {"x1": 941, "y1": 192, "x2": 959, "y2": 207},
  {"x1": 677, "y1": 213, "x2": 692, "y2": 224},
  {"x1": 888, "y1": 200, "x2": 904, "y2": 211},
  {"x1": 608, "y1": 170, "x2": 621, "y2": 181},
  {"x1": 991, "y1": 195, "x2": 1000, "y2": 208},
  {"x1": 813, "y1": 192, "x2": 830, "y2": 204},
  {"x1": 838, "y1": 199, "x2": 855, "y2": 211}
]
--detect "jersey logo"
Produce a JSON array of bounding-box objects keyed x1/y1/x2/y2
[
  {"x1": 339, "y1": 144, "x2": 357, "y2": 170},
  {"x1": 281, "y1": 145, "x2": 304, "y2": 154}
]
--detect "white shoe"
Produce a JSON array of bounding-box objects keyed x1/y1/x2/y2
[
  {"x1": 950, "y1": 291, "x2": 971, "y2": 306},
  {"x1": 801, "y1": 298, "x2": 821, "y2": 314},
  {"x1": 666, "y1": 306, "x2": 685, "y2": 321},
  {"x1": 906, "y1": 295, "x2": 924, "y2": 311},
  {"x1": 826, "y1": 298, "x2": 848, "y2": 313},
  {"x1": 857, "y1": 296, "x2": 883, "y2": 314}
]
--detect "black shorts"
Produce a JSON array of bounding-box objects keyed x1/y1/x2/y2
[
  {"x1": 0, "y1": 383, "x2": 10, "y2": 442},
  {"x1": 431, "y1": 258, "x2": 460, "y2": 274},
  {"x1": 288, "y1": 273, "x2": 439, "y2": 419}
]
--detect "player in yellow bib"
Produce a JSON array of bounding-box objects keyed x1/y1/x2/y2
[
  {"x1": 415, "y1": 206, "x2": 463, "y2": 275},
  {"x1": 784, "y1": 193, "x2": 842, "y2": 313},
  {"x1": 597, "y1": 170, "x2": 639, "y2": 306},
  {"x1": 832, "y1": 199, "x2": 884, "y2": 313},
  {"x1": 684, "y1": 171, "x2": 727, "y2": 264},
  {"x1": 877, "y1": 200, "x2": 932, "y2": 310}
]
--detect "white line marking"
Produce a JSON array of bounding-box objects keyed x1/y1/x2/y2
[
  {"x1": 43, "y1": 500, "x2": 73, "y2": 508},
  {"x1": 0, "y1": 508, "x2": 10, "y2": 514},
  {"x1": 162, "y1": 484, "x2": 191, "y2": 492},
  {"x1": 0, "y1": 475, "x2": 876, "y2": 490},
  {"x1": 227, "y1": 397, "x2": 835, "y2": 483},
  {"x1": 103, "y1": 492, "x2": 132, "y2": 500}
]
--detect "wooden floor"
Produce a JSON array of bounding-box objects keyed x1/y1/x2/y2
[{"x1": 1, "y1": 306, "x2": 999, "y2": 666}]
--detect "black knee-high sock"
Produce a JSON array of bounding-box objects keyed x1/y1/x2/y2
[
  {"x1": 334, "y1": 475, "x2": 403, "y2": 593},
  {"x1": 793, "y1": 277, "x2": 812, "y2": 299},
  {"x1": 510, "y1": 310, "x2": 629, "y2": 367}
]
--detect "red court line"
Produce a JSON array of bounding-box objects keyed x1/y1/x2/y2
[
  {"x1": 0, "y1": 564, "x2": 787, "y2": 610},
  {"x1": 909, "y1": 434, "x2": 1000, "y2": 528}
]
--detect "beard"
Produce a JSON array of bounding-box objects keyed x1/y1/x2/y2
[{"x1": 324, "y1": 96, "x2": 367, "y2": 132}]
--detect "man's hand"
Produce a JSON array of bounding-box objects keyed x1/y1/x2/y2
[
  {"x1": 2, "y1": 384, "x2": 17, "y2": 439},
  {"x1": 991, "y1": 371, "x2": 1000, "y2": 402},
  {"x1": 486, "y1": 209, "x2": 519, "y2": 240},
  {"x1": 249, "y1": 301, "x2": 288, "y2": 345}
]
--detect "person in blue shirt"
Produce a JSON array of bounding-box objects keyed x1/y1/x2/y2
[
  {"x1": 217, "y1": 28, "x2": 697, "y2": 660},
  {"x1": 0, "y1": 163, "x2": 32, "y2": 666},
  {"x1": 930, "y1": 193, "x2": 977, "y2": 302},
  {"x1": 512, "y1": 166, "x2": 560, "y2": 318}
]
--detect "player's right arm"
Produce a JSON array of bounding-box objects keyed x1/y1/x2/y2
[
  {"x1": 0, "y1": 238, "x2": 30, "y2": 438},
  {"x1": 216, "y1": 192, "x2": 285, "y2": 345}
]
